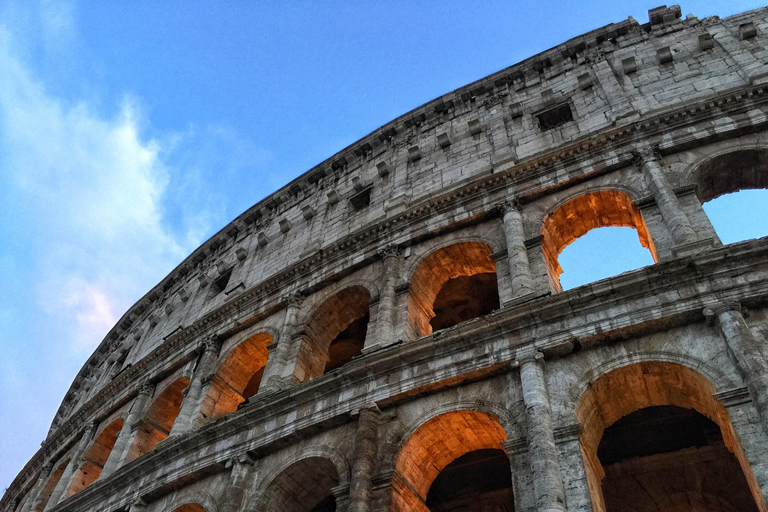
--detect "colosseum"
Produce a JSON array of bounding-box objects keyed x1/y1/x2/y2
[{"x1": 4, "y1": 4, "x2": 768, "y2": 512}]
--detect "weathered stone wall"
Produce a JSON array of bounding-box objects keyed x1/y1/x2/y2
[{"x1": 5, "y1": 5, "x2": 768, "y2": 512}]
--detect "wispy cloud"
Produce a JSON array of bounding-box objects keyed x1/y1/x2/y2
[{"x1": 0, "y1": 27, "x2": 193, "y2": 353}]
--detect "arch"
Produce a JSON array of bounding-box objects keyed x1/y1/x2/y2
[
  {"x1": 125, "y1": 376, "x2": 190, "y2": 463},
  {"x1": 688, "y1": 147, "x2": 768, "y2": 202},
  {"x1": 686, "y1": 148, "x2": 768, "y2": 244},
  {"x1": 575, "y1": 361, "x2": 767, "y2": 512},
  {"x1": 294, "y1": 286, "x2": 371, "y2": 382},
  {"x1": 390, "y1": 410, "x2": 509, "y2": 512},
  {"x1": 540, "y1": 189, "x2": 657, "y2": 291},
  {"x1": 407, "y1": 241, "x2": 499, "y2": 337},
  {"x1": 170, "y1": 505, "x2": 205, "y2": 512},
  {"x1": 197, "y1": 332, "x2": 273, "y2": 425},
  {"x1": 65, "y1": 418, "x2": 124, "y2": 496},
  {"x1": 166, "y1": 491, "x2": 219, "y2": 512},
  {"x1": 30, "y1": 458, "x2": 70, "y2": 512},
  {"x1": 254, "y1": 456, "x2": 341, "y2": 512}
]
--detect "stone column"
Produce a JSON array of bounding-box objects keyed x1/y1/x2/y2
[
  {"x1": 554, "y1": 425, "x2": 594, "y2": 512},
  {"x1": 498, "y1": 200, "x2": 536, "y2": 305},
  {"x1": 169, "y1": 336, "x2": 222, "y2": 436},
  {"x1": 368, "y1": 246, "x2": 403, "y2": 351},
  {"x1": 635, "y1": 150, "x2": 698, "y2": 246},
  {"x1": 705, "y1": 302, "x2": 768, "y2": 432},
  {"x1": 21, "y1": 462, "x2": 54, "y2": 512},
  {"x1": 501, "y1": 438, "x2": 536, "y2": 512},
  {"x1": 515, "y1": 349, "x2": 567, "y2": 512},
  {"x1": 348, "y1": 407, "x2": 380, "y2": 512},
  {"x1": 219, "y1": 454, "x2": 255, "y2": 512},
  {"x1": 261, "y1": 293, "x2": 304, "y2": 392},
  {"x1": 100, "y1": 380, "x2": 155, "y2": 478},
  {"x1": 43, "y1": 422, "x2": 98, "y2": 511}
]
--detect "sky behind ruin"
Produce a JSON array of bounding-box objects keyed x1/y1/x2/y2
[{"x1": 1, "y1": 0, "x2": 767, "y2": 491}]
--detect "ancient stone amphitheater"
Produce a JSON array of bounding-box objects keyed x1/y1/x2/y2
[{"x1": 5, "y1": 4, "x2": 768, "y2": 512}]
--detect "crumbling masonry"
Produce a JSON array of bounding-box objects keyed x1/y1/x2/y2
[{"x1": 4, "y1": 5, "x2": 768, "y2": 512}]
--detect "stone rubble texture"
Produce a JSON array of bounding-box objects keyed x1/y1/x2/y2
[{"x1": 4, "y1": 4, "x2": 768, "y2": 512}]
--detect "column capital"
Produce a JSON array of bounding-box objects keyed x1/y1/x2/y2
[
  {"x1": 514, "y1": 346, "x2": 544, "y2": 366},
  {"x1": 703, "y1": 301, "x2": 742, "y2": 324},
  {"x1": 351, "y1": 404, "x2": 380, "y2": 419},
  {"x1": 632, "y1": 146, "x2": 662, "y2": 168},
  {"x1": 201, "y1": 335, "x2": 222, "y2": 354},
  {"x1": 83, "y1": 420, "x2": 99, "y2": 438},
  {"x1": 225, "y1": 452, "x2": 255, "y2": 470},
  {"x1": 286, "y1": 291, "x2": 305, "y2": 309},
  {"x1": 138, "y1": 379, "x2": 154, "y2": 397},
  {"x1": 494, "y1": 198, "x2": 522, "y2": 217},
  {"x1": 377, "y1": 244, "x2": 403, "y2": 260}
]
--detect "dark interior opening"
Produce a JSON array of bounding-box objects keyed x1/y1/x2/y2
[
  {"x1": 598, "y1": 405, "x2": 759, "y2": 512},
  {"x1": 324, "y1": 312, "x2": 369, "y2": 373},
  {"x1": 536, "y1": 103, "x2": 573, "y2": 131},
  {"x1": 309, "y1": 494, "x2": 336, "y2": 512},
  {"x1": 430, "y1": 273, "x2": 499, "y2": 332},
  {"x1": 426, "y1": 448, "x2": 514, "y2": 512}
]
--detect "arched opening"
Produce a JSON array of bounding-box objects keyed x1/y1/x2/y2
[
  {"x1": 576, "y1": 362, "x2": 767, "y2": 512},
  {"x1": 30, "y1": 458, "x2": 69, "y2": 512},
  {"x1": 125, "y1": 376, "x2": 190, "y2": 463},
  {"x1": 65, "y1": 418, "x2": 124, "y2": 496},
  {"x1": 258, "y1": 457, "x2": 340, "y2": 512},
  {"x1": 170, "y1": 504, "x2": 206, "y2": 512},
  {"x1": 197, "y1": 332, "x2": 273, "y2": 426},
  {"x1": 295, "y1": 286, "x2": 370, "y2": 382},
  {"x1": 693, "y1": 149, "x2": 768, "y2": 244},
  {"x1": 408, "y1": 242, "x2": 499, "y2": 338},
  {"x1": 540, "y1": 190, "x2": 657, "y2": 292},
  {"x1": 390, "y1": 410, "x2": 511, "y2": 512}
]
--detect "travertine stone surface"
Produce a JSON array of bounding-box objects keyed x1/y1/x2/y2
[{"x1": 5, "y1": 5, "x2": 768, "y2": 512}]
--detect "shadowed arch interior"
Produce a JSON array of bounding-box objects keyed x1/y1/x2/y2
[
  {"x1": 170, "y1": 504, "x2": 206, "y2": 512},
  {"x1": 575, "y1": 362, "x2": 766, "y2": 512},
  {"x1": 540, "y1": 190, "x2": 657, "y2": 291},
  {"x1": 693, "y1": 148, "x2": 768, "y2": 202},
  {"x1": 125, "y1": 376, "x2": 190, "y2": 463},
  {"x1": 407, "y1": 242, "x2": 498, "y2": 338},
  {"x1": 66, "y1": 418, "x2": 124, "y2": 496},
  {"x1": 258, "y1": 457, "x2": 340, "y2": 512},
  {"x1": 390, "y1": 410, "x2": 509, "y2": 512},
  {"x1": 294, "y1": 286, "x2": 370, "y2": 382},
  {"x1": 197, "y1": 332, "x2": 273, "y2": 426}
]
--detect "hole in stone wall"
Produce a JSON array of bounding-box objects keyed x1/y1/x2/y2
[
  {"x1": 66, "y1": 418, "x2": 124, "y2": 497},
  {"x1": 598, "y1": 406, "x2": 758, "y2": 512},
  {"x1": 425, "y1": 448, "x2": 513, "y2": 512},
  {"x1": 429, "y1": 273, "x2": 499, "y2": 332},
  {"x1": 295, "y1": 286, "x2": 370, "y2": 382},
  {"x1": 536, "y1": 103, "x2": 573, "y2": 130},
  {"x1": 557, "y1": 227, "x2": 655, "y2": 290},
  {"x1": 575, "y1": 362, "x2": 767, "y2": 512},
  {"x1": 125, "y1": 376, "x2": 189, "y2": 463},
  {"x1": 31, "y1": 459, "x2": 70, "y2": 512},
  {"x1": 408, "y1": 242, "x2": 498, "y2": 338},
  {"x1": 325, "y1": 312, "x2": 369, "y2": 373},
  {"x1": 258, "y1": 457, "x2": 339, "y2": 512},
  {"x1": 391, "y1": 410, "x2": 509, "y2": 512},
  {"x1": 198, "y1": 332, "x2": 272, "y2": 426},
  {"x1": 703, "y1": 190, "x2": 768, "y2": 244},
  {"x1": 541, "y1": 190, "x2": 657, "y2": 293},
  {"x1": 209, "y1": 269, "x2": 232, "y2": 296}
]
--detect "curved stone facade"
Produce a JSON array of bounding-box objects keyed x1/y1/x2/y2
[{"x1": 5, "y1": 5, "x2": 768, "y2": 512}]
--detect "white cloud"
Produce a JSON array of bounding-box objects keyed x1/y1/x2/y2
[{"x1": 0, "y1": 26, "x2": 195, "y2": 353}]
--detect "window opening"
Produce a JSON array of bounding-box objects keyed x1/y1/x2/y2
[
  {"x1": 703, "y1": 189, "x2": 768, "y2": 244},
  {"x1": 558, "y1": 226, "x2": 655, "y2": 290}
]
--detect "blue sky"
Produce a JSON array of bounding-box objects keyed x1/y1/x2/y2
[{"x1": 1, "y1": 0, "x2": 767, "y2": 492}]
